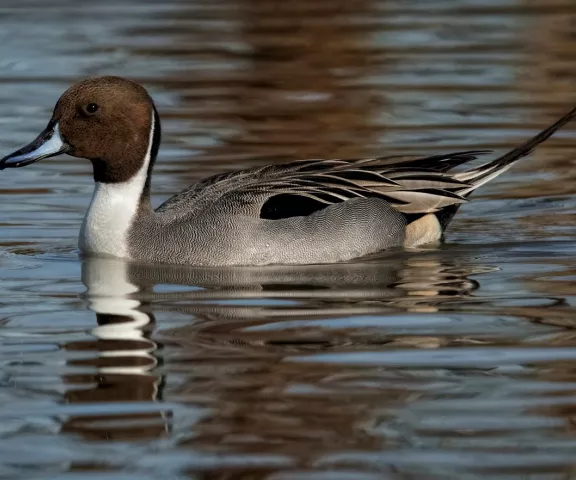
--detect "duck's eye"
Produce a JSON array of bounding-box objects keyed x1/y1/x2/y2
[{"x1": 84, "y1": 103, "x2": 99, "y2": 115}]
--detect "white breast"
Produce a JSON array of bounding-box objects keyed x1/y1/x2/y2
[
  {"x1": 79, "y1": 112, "x2": 155, "y2": 258},
  {"x1": 79, "y1": 178, "x2": 144, "y2": 257}
]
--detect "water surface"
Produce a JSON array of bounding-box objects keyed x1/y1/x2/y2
[{"x1": 2, "y1": 0, "x2": 576, "y2": 478}]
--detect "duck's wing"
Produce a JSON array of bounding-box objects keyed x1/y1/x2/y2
[
  {"x1": 156, "y1": 105, "x2": 576, "y2": 235},
  {"x1": 197, "y1": 103, "x2": 576, "y2": 221},
  {"x1": 156, "y1": 150, "x2": 490, "y2": 217},
  {"x1": 208, "y1": 151, "x2": 495, "y2": 220}
]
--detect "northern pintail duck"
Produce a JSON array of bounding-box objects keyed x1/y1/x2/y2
[{"x1": 1, "y1": 76, "x2": 575, "y2": 266}]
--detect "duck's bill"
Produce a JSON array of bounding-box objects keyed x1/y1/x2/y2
[{"x1": 0, "y1": 122, "x2": 69, "y2": 170}]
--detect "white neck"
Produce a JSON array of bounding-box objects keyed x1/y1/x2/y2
[{"x1": 79, "y1": 112, "x2": 155, "y2": 259}]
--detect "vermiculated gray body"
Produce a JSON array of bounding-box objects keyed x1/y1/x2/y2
[
  {"x1": 129, "y1": 197, "x2": 407, "y2": 266},
  {"x1": 126, "y1": 99, "x2": 576, "y2": 266}
]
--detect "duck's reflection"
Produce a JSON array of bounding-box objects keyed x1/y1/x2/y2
[
  {"x1": 85, "y1": 258, "x2": 158, "y2": 376},
  {"x1": 62, "y1": 259, "x2": 164, "y2": 441},
  {"x1": 58, "y1": 249, "x2": 494, "y2": 442}
]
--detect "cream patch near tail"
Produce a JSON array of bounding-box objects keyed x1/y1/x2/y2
[{"x1": 404, "y1": 214, "x2": 442, "y2": 248}]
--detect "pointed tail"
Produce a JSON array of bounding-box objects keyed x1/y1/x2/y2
[{"x1": 456, "y1": 106, "x2": 576, "y2": 195}]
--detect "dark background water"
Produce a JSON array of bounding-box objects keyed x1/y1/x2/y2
[{"x1": 2, "y1": 0, "x2": 576, "y2": 478}]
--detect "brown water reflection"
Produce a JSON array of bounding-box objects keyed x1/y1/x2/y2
[{"x1": 2, "y1": 0, "x2": 576, "y2": 478}]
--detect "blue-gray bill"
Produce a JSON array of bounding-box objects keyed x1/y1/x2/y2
[{"x1": 0, "y1": 122, "x2": 69, "y2": 170}]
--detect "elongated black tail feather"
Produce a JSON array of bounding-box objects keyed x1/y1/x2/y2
[{"x1": 456, "y1": 106, "x2": 576, "y2": 195}]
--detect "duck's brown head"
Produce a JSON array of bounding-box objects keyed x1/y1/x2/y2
[{"x1": 0, "y1": 76, "x2": 161, "y2": 184}]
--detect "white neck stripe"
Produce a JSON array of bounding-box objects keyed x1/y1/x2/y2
[{"x1": 79, "y1": 111, "x2": 155, "y2": 259}]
